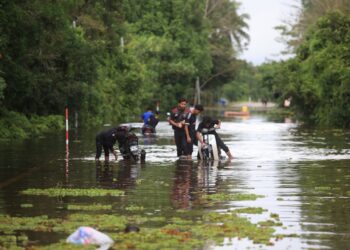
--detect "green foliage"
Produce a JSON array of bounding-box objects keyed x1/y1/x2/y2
[
  {"x1": 0, "y1": 0, "x2": 249, "y2": 136},
  {"x1": 200, "y1": 0, "x2": 249, "y2": 104},
  {"x1": 0, "y1": 111, "x2": 31, "y2": 139},
  {"x1": 261, "y1": 11, "x2": 350, "y2": 127},
  {"x1": 0, "y1": 111, "x2": 64, "y2": 139},
  {"x1": 293, "y1": 12, "x2": 350, "y2": 127},
  {"x1": 277, "y1": 0, "x2": 350, "y2": 55},
  {"x1": 220, "y1": 61, "x2": 265, "y2": 102}
]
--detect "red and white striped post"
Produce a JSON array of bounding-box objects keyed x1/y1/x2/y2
[
  {"x1": 65, "y1": 107, "x2": 69, "y2": 145},
  {"x1": 65, "y1": 107, "x2": 69, "y2": 177}
]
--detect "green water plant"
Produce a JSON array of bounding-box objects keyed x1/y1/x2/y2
[
  {"x1": 20, "y1": 204, "x2": 33, "y2": 208},
  {"x1": 234, "y1": 207, "x2": 266, "y2": 214},
  {"x1": 21, "y1": 188, "x2": 125, "y2": 197},
  {"x1": 67, "y1": 204, "x2": 112, "y2": 211},
  {"x1": 0, "y1": 209, "x2": 284, "y2": 249},
  {"x1": 125, "y1": 205, "x2": 144, "y2": 211},
  {"x1": 202, "y1": 193, "x2": 264, "y2": 202}
]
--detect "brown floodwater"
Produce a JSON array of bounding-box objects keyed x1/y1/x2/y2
[{"x1": 0, "y1": 113, "x2": 350, "y2": 249}]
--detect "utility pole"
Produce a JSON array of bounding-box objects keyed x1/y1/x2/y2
[
  {"x1": 120, "y1": 37, "x2": 124, "y2": 53},
  {"x1": 196, "y1": 77, "x2": 201, "y2": 104}
]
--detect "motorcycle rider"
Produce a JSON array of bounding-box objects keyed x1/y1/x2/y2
[
  {"x1": 196, "y1": 116, "x2": 233, "y2": 160},
  {"x1": 141, "y1": 107, "x2": 159, "y2": 134}
]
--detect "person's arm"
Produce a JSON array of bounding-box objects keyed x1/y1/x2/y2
[
  {"x1": 112, "y1": 148, "x2": 118, "y2": 160},
  {"x1": 109, "y1": 146, "x2": 118, "y2": 160},
  {"x1": 184, "y1": 124, "x2": 191, "y2": 143},
  {"x1": 196, "y1": 131, "x2": 205, "y2": 146},
  {"x1": 213, "y1": 119, "x2": 221, "y2": 129},
  {"x1": 196, "y1": 123, "x2": 205, "y2": 146},
  {"x1": 184, "y1": 114, "x2": 191, "y2": 143},
  {"x1": 168, "y1": 113, "x2": 183, "y2": 128},
  {"x1": 169, "y1": 118, "x2": 180, "y2": 128}
]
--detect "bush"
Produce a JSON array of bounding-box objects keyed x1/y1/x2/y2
[{"x1": 0, "y1": 111, "x2": 64, "y2": 139}]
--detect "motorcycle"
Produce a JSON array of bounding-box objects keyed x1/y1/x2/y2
[
  {"x1": 197, "y1": 128, "x2": 220, "y2": 162},
  {"x1": 141, "y1": 124, "x2": 156, "y2": 135},
  {"x1": 117, "y1": 125, "x2": 146, "y2": 162}
]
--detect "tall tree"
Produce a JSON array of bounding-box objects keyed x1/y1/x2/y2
[
  {"x1": 277, "y1": 0, "x2": 350, "y2": 54},
  {"x1": 201, "y1": 0, "x2": 249, "y2": 94}
]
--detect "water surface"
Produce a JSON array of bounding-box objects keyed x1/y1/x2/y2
[{"x1": 0, "y1": 114, "x2": 349, "y2": 249}]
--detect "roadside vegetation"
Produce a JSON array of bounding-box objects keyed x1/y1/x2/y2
[
  {"x1": 0, "y1": 0, "x2": 349, "y2": 139},
  {"x1": 257, "y1": 0, "x2": 350, "y2": 127},
  {"x1": 0, "y1": 0, "x2": 248, "y2": 139}
]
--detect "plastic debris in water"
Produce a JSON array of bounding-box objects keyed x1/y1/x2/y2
[{"x1": 66, "y1": 226, "x2": 114, "y2": 250}]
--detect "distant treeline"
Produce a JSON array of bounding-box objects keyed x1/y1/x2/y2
[
  {"x1": 255, "y1": 0, "x2": 350, "y2": 128},
  {"x1": 0, "y1": 0, "x2": 250, "y2": 138}
]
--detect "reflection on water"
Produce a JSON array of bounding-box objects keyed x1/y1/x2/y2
[
  {"x1": 95, "y1": 160, "x2": 142, "y2": 190},
  {"x1": 0, "y1": 115, "x2": 350, "y2": 249}
]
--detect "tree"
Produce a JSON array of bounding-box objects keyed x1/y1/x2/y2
[
  {"x1": 276, "y1": 0, "x2": 350, "y2": 54},
  {"x1": 273, "y1": 11, "x2": 350, "y2": 127}
]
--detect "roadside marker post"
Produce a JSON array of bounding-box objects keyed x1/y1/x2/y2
[{"x1": 65, "y1": 107, "x2": 69, "y2": 177}]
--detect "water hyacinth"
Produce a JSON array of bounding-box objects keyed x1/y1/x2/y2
[{"x1": 21, "y1": 188, "x2": 125, "y2": 197}]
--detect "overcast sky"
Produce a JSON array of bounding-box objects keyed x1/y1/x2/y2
[{"x1": 238, "y1": 0, "x2": 299, "y2": 65}]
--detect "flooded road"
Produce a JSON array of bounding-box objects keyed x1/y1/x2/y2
[{"x1": 0, "y1": 114, "x2": 350, "y2": 249}]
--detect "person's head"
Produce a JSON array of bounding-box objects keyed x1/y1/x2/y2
[
  {"x1": 201, "y1": 116, "x2": 212, "y2": 128},
  {"x1": 147, "y1": 107, "x2": 153, "y2": 111},
  {"x1": 193, "y1": 104, "x2": 204, "y2": 115},
  {"x1": 177, "y1": 98, "x2": 187, "y2": 110}
]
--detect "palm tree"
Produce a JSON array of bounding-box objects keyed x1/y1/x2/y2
[
  {"x1": 201, "y1": 0, "x2": 249, "y2": 88},
  {"x1": 204, "y1": 0, "x2": 249, "y2": 54}
]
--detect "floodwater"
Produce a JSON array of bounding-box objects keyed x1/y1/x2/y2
[{"x1": 0, "y1": 113, "x2": 350, "y2": 249}]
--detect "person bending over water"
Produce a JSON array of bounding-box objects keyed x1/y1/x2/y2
[{"x1": 95, "y1": 127, "x2": 118, "y2": 162}]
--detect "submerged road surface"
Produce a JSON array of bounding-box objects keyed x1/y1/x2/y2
[{"x1": 0, "y1": 114, "x2": 349, "y2": 249}]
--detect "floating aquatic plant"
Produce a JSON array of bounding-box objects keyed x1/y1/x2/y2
[
  {"x1": 67, "y1": 204, "x2": 112, "y2": 211},
  {"x1": 0, "y1": 209, "x2": 285, "y2": 249},
  {"x1": 202, "y1": 193, "x2": 264, "y2": 202},
  {"x1": 21, "y1": 188, "x2": 125, "y2": 197},
  {"x1": 270, "y1": 213, "x2": 280, "y2": 220},
  {"x1": 234, "y1": 207, "x2": 266, "y2": 214},
  {"x1": 0, "y1": 187, "x2": 290, "y2": 249},
  {"x1": 314, "y1": 186, "x2": 331, "y2": 191},
  {"x1": 258, "y1": 220, "x2": 283, "y2": 227},
  {"x1": 20, "y1": 204, "x2": 33, "y2": 208},
  {"x1": 125, "y1": 205, "x2": 144, "y2": 211}
]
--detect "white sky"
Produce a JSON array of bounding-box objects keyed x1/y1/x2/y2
[{"x1": 238, "y1": 0, "x2": 299, "y2": 65}]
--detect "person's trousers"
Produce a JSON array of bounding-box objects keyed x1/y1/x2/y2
[
  {"x1": 95, "y1": 137, "x2": 110, "y2": 159},
  {"x1": 214, "y1": 132, "x2": 229, "y2": 153},
  {"x1": 174, "y1": 130, "x2": 187, "y2": 157},
  {"x1": 186, "y1": 130, "x2": 198, "y2": 155}
]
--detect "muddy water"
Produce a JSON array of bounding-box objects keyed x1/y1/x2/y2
[{"x1": 0, "y1": 114, "x2": 350, "y2": 249}]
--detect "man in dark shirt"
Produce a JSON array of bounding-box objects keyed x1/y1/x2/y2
[
  {"x1": 95, "y1": 127, "x2": 118, "y2": 161},
  {"x1": 196, "y1": 116, "x2": 233, "y2": 160},
  {"x1": 95, "y1": 125, "x2": 131, "y2": 161},
  {"x1": 184, "y1": 104, "x2": 204, "y2": 159},
  {"x1": 168, "y1": 98, "x2": 190, "y2": 158}
]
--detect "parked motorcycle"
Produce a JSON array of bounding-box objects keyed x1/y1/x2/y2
[
  {"x1": 117, "y1": 125, "x2": 146, "y2": 162},
  {"x1": 198, "y1": 128, "x2": 220, "y2": 162}
]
